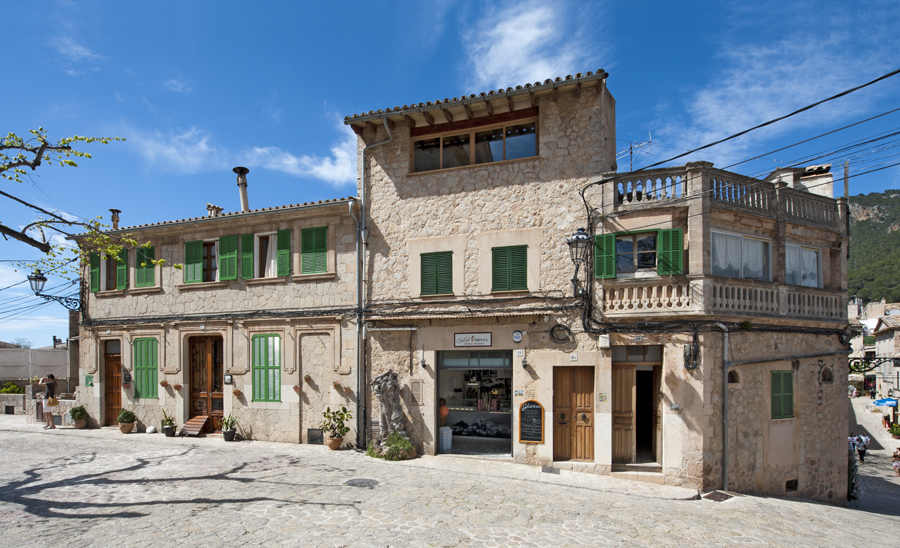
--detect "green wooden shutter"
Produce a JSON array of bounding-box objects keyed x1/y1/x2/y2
[
  {"x1": 252, "y1": 334, "x2": 281, "y2": 402},
  {"x1": 241, "y1": 234, "x2": 254, "y2": 279},
  {"x1": 509, "y1": 246, "x2": 527, "y2": 290},
  {"x1": 657, "y1": 228, "x2": 684, "y2": 275},
  {"x1": 219, "y1": 235, "x2": 238, "y2": 280},
  {"x1": 421, "y1": 253, "x2": 437, "y2": 295},
  {"x1": 301, "y1": 227, "x2": 326, "y2": 274},
  {"x1": 116, "y1": 248, "x2": 128, "y2": 290},
  {"x1": 436, "y1": 251, "x2": 453, "y2": 294},
  {"x1": 594, "y1": 234, "x2": 616, "y2": 279},
  {"x1": 90, "y1": 252, "x2": 100, "y2": 292},
  {"x1": 136, "y1": 247, "x2": 155, "y2": 288},
  {"x1": 492, "y1": 247, "x2": 509, "y2": 291},
  {"x1": 771, "y1": 371, "x2": 793, "y2": 419},
  {"x1": 184, "y1": 241, "x2": 202, "y2": 283},
  {"x1": 276, "y1": 229, "x2": 291, "y2": 276},
  {"x1": 133, "y1": 338, "x2": 158, "y2": 399}
]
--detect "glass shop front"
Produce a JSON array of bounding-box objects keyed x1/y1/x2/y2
[{"x1": 437, "y1": 350, "x2": 513, "y2": 456}]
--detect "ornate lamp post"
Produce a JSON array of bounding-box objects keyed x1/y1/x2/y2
[
  {"x1": 566, "y1": 228, "x2": 591, "y2": 297},
  {"x1": 27, "y1": 270, "x2": 81, "y2": 310}
]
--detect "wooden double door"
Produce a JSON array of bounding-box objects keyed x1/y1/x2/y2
[
  {"x1": 553, "y1": 366, "x2": 594, "y2": 461},
  {"x1": 104, "y1": 344, "x2": 122, "y2": 425},
  {"x1": 189, "y1": 336, "x2": 224, "y2": 432},
  {"x1": 612, "y1": 365, "x2": 662, "y2": 464}
]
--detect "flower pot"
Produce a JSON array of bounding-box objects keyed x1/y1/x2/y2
[
  {"x1": 162, "y1": 425, "x2": 176, "y2": 437},
  {"x1": 232, "y1": 389, "x2": 242, "y2": 397},
  {"x1": 173, "y1": 384, "x2": 182, "y2": 391},
  {"x1": 333, "y1": 383, "x2": 342, "y2": 391},
  {"x1": 223, "y1": 428, "x2": 236, "y2": 442},
  {"x1": 304, "y1": 376, "x2": 313, "y2": 384},
  {"x1": 159, "y1": 380, "x2": 168, "y2": 388},
  {"x1": 74, "y1": 419, "x2": 87, "y2": 429},
  {"x1": 343, "y1": 387, "x2": 353, "y2": 395},
  {"x1": 325, "y1": 436, "x2": 343, "y2": 450},
  {"x1": 293, "y1": 385, "x2": 301, "y2": 394},
  {"x1": 119, "y1": 422, "x2": 135, "y2": 434}
]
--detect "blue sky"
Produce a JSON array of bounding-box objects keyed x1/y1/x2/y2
[{"x1": 2, "y1": 0, "x2": 899, "y2": 348}]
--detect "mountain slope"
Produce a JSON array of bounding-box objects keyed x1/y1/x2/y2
[{"x1": 848, "y1": 190, "x2": 900, "y2": 301}]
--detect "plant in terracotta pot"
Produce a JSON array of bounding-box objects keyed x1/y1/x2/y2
[
  {"x1": 343, "y1": 385, "x2": 353, "y2": 395},
  {"x1": 232, "y1": 388, "x2": 243, "y2": 397},
  {"x1": 320, "y1": 405, "x2": 351, "y2": 450},
  {"x1": 304, "y1": 374, "x2": 313, "y2": 384},
  {"x1": 70, "y1": 405, "x2": 89, "y2": 429},
  {"x1": 172, "y1": 384, "x2": 182, "y2": 391},
  {"x1": 332, "y1": 381, "x2": 342, "y2": 391},
  {"x1": 161, "y1": 409, "x2": 176, "y2": 437},
  {"x1": 159, "y1": 379, "x2": 168, "y2": 388},
  {"x1": 221, "y1": 413, "x2": 237, "y2": 441},
  {"x1": 890, "y1": 423, "x2": 900, "y2": 439},
  {"x1": 117, "y1": 409, "x2": 136, "y2": 434},
  {"x1": 293, "y1": 385, "x2": 301, "y2": 394}
]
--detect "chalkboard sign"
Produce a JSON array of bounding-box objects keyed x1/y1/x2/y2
[{"x1": 519, "y1": 400, "x2": 544, "y2": 444}]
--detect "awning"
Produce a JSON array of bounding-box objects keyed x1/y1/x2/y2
[{"x1": 873, "y1": 398, "x2": 898, "y2": 407}]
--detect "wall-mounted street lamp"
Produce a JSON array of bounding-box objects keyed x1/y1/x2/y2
[
  {"x1": 27, "y1": 269, "x2": 82, "y2": 310},
  {"x1": 566, "y1": 228, "x2": 591, "y2": 297}
]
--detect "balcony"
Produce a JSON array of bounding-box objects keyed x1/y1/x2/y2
[{"x1": 599, "y1": 277, "x2": 847, "y2": 323}]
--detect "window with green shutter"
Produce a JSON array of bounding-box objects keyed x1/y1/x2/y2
[
  {"x1": 90, "y1": 252, "x2": 101, "y2": 292},
  {"x1": 241, "y1": 234, "x2": 254, "y2": 279},
  {"x1": 184, "y1": 240, "x2": 203, "y2": 283},
  {"x1": 657, "y1": 228, "x2": 683, "y2": 275},
  {"x1": 252, "y1": 334, "x2": 281, "y2": 402},
  {"x1": 421, "y1": 251, "x2": 453, "y2": 295},
  {"x1": 115, "y1": 248, "x2": 128, "y2": 290},
  {"x1": 491, "y1": 245, "x2": 527, "y2": 292},
  {"x1": 594, "y1": 229, "x2": 683, "y2": 279},
  {"x1": 276, "y1": 229, "x2": 291, "y2": 276},
  {"x1": 594, "y1": 233, "x2": 616, "y2": 279},
  {"x1": 301, "y1": 226, "x2": 327, "y2": 274},
  {"x1": 771, "y1": 370, "x2": 793, "y2": 419},
  {"x1": 133, "y1": 337, "x2": 158, "y2": 399},
  {"x1": 135, "y1": 246, "x2": 155, "y2": 288},
  {"x1": 219, "y1": 235, "x2": 238, "y2": 281}
]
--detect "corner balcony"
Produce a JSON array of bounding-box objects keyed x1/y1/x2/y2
[{"x1": 599, "y1": 277, "x2": 847, "y2": 323}]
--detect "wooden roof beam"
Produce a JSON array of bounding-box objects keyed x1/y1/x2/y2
[
  {"x1": 464, "y1": 104, "x2": 474, "y2": 120},
  {"x1": 423, "y1": 111, "x2": 435, "y2": 126},
  {"x1": 552, "y1": 86, "x2": 559, "y2": 102},
  {"x1": 507, "y1": 96, "x2": 515, "y2": 112},
  {"x1": 529, "y1": 91, "x2": 536, "y2": 108},
  {"x1": 441, "y1": 108, "x2": 454, "y2": 123},
  {"x1": 575, "y1": 82, "x2": 582, "y2": 99},
  {"x1": 484, "y1": 98, "x2": 494, "y2": 116},
  {"x1": 403, "y1": 115, "x2": 417, "y2": 128}
]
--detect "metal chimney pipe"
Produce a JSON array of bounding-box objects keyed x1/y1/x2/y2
[
  {"x1": 109, "y1": 209, "x2": 121, "y2": 229},
  {"x1": 233, "y1": 166, "x2": 250, "y2": 212}
]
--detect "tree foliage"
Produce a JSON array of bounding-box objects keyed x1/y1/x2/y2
[{"x1": 848, "y1": 190, "x2": 900, "y2": 302}]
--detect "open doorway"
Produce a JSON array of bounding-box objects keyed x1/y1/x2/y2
[{"x1": 612, "y1": 345, "x2": 662, "y2": 468}]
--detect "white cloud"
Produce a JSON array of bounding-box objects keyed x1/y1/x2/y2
[
  {"x1": 243, "y1": 124, "x2": 357, "y2": 186},
  {"x1": 52, "y1": 37, "x2": 103, "y2": 62},
  {"x1": 462, "y1": 1, "x2": 601, "y2": 90},
  {"x1": 128, "y1": 127, "x2": 226, "y2": 174},
  {"x1": 164, "y1": 79, "x2": 193, "y2": 94}
]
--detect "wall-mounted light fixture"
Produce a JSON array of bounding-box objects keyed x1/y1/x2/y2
[
  {"x1": 566, "y1": 228, "x2": 591, "y2": 297},
  {"x1": 521, "y1": 348, "x2": 528, "y2": 369},
  {"x1": 27, "y1": 270, "x2": 81, "y2": 310},
  {"x1": 419, "y1": 346, "x2": 427, "y2": 370}
]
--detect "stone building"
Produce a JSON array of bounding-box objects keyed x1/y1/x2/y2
[
  {"x1": 343, "y1": 71, "x2": 850, "y2": 503},
  {"x1": 73, "y1": 180, "x2": 360, "y2": 444}
]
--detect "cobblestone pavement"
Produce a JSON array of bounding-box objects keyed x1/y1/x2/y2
[{"x1": 0, "y1": 415, "x2": 898, "y2": 547}]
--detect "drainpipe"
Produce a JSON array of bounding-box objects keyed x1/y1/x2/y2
[
  {"x1": 356, "y1": 118, "x2": 393, "y2": 449},
  {"x1": 714, "y1": 322, "x2": 730, "y2": 492}
]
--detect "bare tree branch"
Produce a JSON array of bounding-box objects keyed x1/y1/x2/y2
[{"x1": 0, "y1": 223, "x2": 52, "y2": 252}]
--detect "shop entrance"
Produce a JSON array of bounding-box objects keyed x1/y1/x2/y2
[
  {"x1": 437, "y1": 350, "x2": 512, "y2": 458},
  {"x1": 553, "y1": 366, "x2": 594, "y2": 461},
  {"x1": 189, "y1": 336, "x2": 224, "y2": 432},
  {"x1": 104, "y1": 340, "x2": 122, "y2": 425},
  {"x1": 612, "y1": 345, "x2": 662, "y2": 466}
]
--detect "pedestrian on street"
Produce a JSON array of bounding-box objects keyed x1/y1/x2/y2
[
  {"x1": 39, "y1": 375, "x2": 57, "y2": 429},
  {"x1": 856, "y1": 434, "x2": 870, "y2": 463},
  {"x1": 893, "y1": 448, "x2": 900, "y2": 477}
]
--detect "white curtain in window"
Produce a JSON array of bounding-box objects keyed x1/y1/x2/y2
[
  {"x1": 712, "y1": 232, "x2": 742, "y2": 277},
  {"x1": 742, "y1": 238, "x2": 768, "y2": 280},
  {"x1": 800, "y1": 247, "x2": 819, "y2": 287},
  {"x1": 786, "y1": 245, "x2": 801, "y2": 285},
  {"x1": 264, "y1": 237, "x2": 277, "y2": 277}
]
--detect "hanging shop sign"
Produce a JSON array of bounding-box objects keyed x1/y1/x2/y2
[
  {"x1": 519, "y1": 400, "x2": 544, "y2": 444},
  {"x1": 454, "y1": 333, "x2": 492, "y2": 347}
]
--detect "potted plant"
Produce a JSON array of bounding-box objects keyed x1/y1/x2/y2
[
  {"x1": 890, "y1": 423, "x2": 900, "y2": 439},
  {"x1": 221, "y1": 414, "x2": 237, "y2": 441},
  {"x1": 117, "y1": 409, "x2": 136, "y2": 434},
  {"x1": 320, "y1": 405, "x2": 352, "y2": 450},
  {"x1": 159, "y1": 379, "x2": 168, "y2": 388},
  {"x1": 293, "y1": 385, "x2": 301, "y2": 394},
  {"x1": 304, "y1": 373, "x2": 313, "y2": 384},
  {"x1": 70, "y1": 405, "x2": 89, "y2": 429},
  {"x1": 161, "y1": 409, "x2": 176, "y2": 437},
  {"x1": 343, "y1": 385, "x2": 353, "y2": 395},
  {"x1": 232, "y1": 388, "x2": 243, "y2": 397},
  {"x1": 172, "y1": 383, "x2": 182, "y2": 391},
  {"x1": 333, "y1": 381, "x2": 342, "y2": 391}
]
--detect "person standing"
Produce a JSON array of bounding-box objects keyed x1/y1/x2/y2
[
  {"x1": 39, "y1": 374, "x2": 57, "y2": 429},
  {"x1": 893, "y1": 447, "x2": 900, "y2": 477},
  {"x1": 856, "y1": 434, "x2": 870, "y2": 463}
]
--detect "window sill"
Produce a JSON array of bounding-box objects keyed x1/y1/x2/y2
[
  {"x1": 245, "y1": 277, "x2": 288, "y2": 286},
  {"x1": 291, "y1": 272, "x2": 336, "y2": 282},
  {"x1": 418, "y1": 293, "x2": 456, "y2": 299},
  {"x1": 771, "y1": 417, "x2": 795, "y2": 422},
  {"x1": 129, "y1": 286, "x2": 163, "y2": 295},
  {"x1": 94, "y1": 290, "x2": 125, "y2": 297},
  {"x1": 490, "y1": 290, "x2": 530, "y2": 296},
  {"x1": 407, "y1": 155, "x2": 541, "y2": 177},
  {"x1": 176, "y1": 281, "x2": 230, "y2": 290}
]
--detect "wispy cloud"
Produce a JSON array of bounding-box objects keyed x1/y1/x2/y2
[
  {"x1": 164, "y1": 79, "x2": 193, "y2": 94},
  {"x1": 52, "y1": 37, "x2": 103, "y2": 62},
  {"x1": 128, "y1": 123, "x2": 357, "y2": 187},
  {"x1": 462, "y1": 0, "x2": 603, "y2": 90}
]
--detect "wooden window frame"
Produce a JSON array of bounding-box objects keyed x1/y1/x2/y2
[{"x1": 595, "y1": 229, "x2": 683, "y2": 279}]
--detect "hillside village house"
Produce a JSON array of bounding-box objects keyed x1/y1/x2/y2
[
  {"x1": 872, "y1": 314, "x2": 900, "y2": 396},
  {"x1": 73, "y1": 181, "x2": 360, "y2": 444},
  {"x1": 343, "y1": 70, "x2": 850, "y2": 503}
]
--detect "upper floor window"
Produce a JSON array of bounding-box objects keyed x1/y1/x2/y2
[
  {"x1": 185, "y1": 237, "x2": 231, "y2": 283},
  {"x1": 711, "y1": 231, "x2": 770, "y2": 281},
  {"x1": 771, "y1": 370, "x2": 793, "y2": 419},
  {"x1": 491, "y1": 245, "x2": 527, "y2": 292},
  {"x1": 300, "y1": 226, "x2": 326, "y2": 275},
  {"x1": 413, "y1": 117, "x2": 537, "y2": 173},
  {"x1": 421, "y1": 251, "x2": 453, "y2": 296},
  {"x1": 90, "y1": 249, "x2": 127, "y2": 292},
  {"x1": 595, "y1": 229, "x2": 683, "y2": 279},
  {"x1": 135, "y1": 246, "x2": 156, "y2": 288},
  {"x1": 786, "y1": 244, "x2": 820, "y2": 287},
  {"x1": 242, "y1": 230, "x2": 290, "y2": 278}
]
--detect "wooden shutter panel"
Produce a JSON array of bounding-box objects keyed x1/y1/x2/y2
[
  {"x1": 219, "y1": 235, "x2": 238, "y2": 280},
  {"x1": 184, "y1": 241, "x2": 202, "y2": 283},
  {"x1": 116, "y1": 248, "x2": 128, "y2": 290},
  {"x1": 594, "y1": 234, "x2": 616, "y2": 279},
  {"x1": 241, "y1": 234, "x2": 254, "y2": 279},
  {"x1": 301, "y1": 227, "x2": 326, "y2": 274},
  {"x1": 90, "y1": 252, "x2": 100, "y2": 292},
  {"x1": 492, "y1": 247, "x2": 509, "y2": 292},
  {"x1": 277, "y1": 229, "x2": 291, "y2": 276},
  {"x1": 436, "y1": 252, "x2": 453, "y2": 294},
  {"x1": 421, "y1": 253, "x2": 437, "y2": 295},
  {"x1": 509, "y1": 246, "x2": 527, "y2": 290},
  {"x1": 770, "y1": 371, "x2": 781, "y2": 419},
  {"x1": 657, "y1": 229, "x2": 683, "y2": 275},
  {"x1": 136, "y1": 247, "x2": 155, "y2": 287}
]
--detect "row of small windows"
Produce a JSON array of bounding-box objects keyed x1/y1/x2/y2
[
  {"x1": 89, "y1": 226, "x2": 328, "y2": 291},
  {"x1": 420, "y1": 245, "x2": 527, "y2": 296},
  {"x1": 413, "y1": 120, "x2": 537, "y2": 173}
]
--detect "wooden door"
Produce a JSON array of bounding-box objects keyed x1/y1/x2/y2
[
  {"x1": 612, "y1": 365, "x2": 635, "y2": 463},
  {"x1": 553, "y1": 366, "x2": 594, "y2": 461},
  {"x1": 189, "y1": 336, "x2": 224, "y2": 432},
  {"x1": 104, "y1": 353, "x2": 122, "y2": 425}
]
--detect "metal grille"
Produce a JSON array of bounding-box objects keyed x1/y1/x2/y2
[{"x1": 344, "y1": 478, "x2": 378, "y2": 488}]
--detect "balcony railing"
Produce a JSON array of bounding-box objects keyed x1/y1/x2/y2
[{"x1": 599, "y1": 278, "x2": 846, "y2": 322}]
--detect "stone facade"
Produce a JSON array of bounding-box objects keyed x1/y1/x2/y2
[
  {"x1": 74, "y1": 198, "x2": 360, "y2": 444},
  {"x1": 346, "y1": 72, "x2": 850, "y2": 504}
]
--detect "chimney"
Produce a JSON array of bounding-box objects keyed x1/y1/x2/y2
[
  {"x1": 206, "y1": 203, "x2": 223, "y2": 217},
  {"x1": 109, "y1": 208, "x2": 121, "y2": 229},
  {"x1": 234, "y1": 166, "x2": 250, "y2": 213}
]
